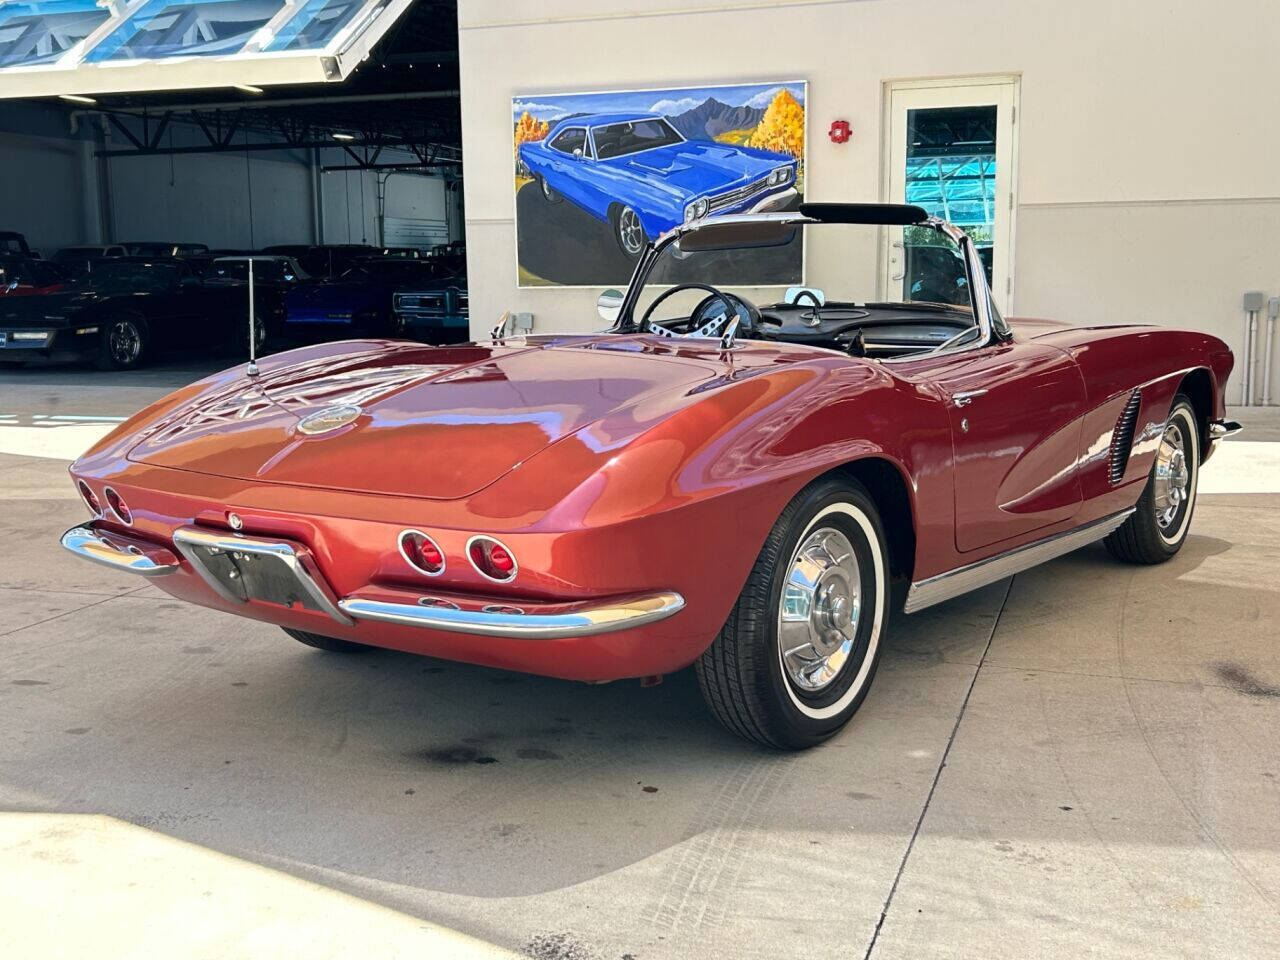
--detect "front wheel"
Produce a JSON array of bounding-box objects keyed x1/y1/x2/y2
[
  {"x1": 99, "y1": 315, "x2": 147, "y2": 369},
  {"x1": 538, "y1": 175, "x2": 562, "y2": 203},
  {"x1": 1105, "y1": 395, "x2": 1200, "y2": 563},
  {"x1": 696, "y1": 477, "x2": 890, "y2": 750},
  {"x1": 612, "y1": 205, "x2": 648, "y2": 259}
]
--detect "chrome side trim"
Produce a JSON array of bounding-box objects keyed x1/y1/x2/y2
[
  {"x1": 903, "y1": 509, "x2": 1136, "y2": 614},
  {"x1": 171, "y1": 525, "x2": 353, "y2": 625},
  {"x1": 339, "y1": 591, "x2": 685, "y2": 639},
  {"x1": 1209, "y1": 419, "x2": 1243, "y2": 440},
  {"x1": 60, "y1": 525, "x2": 178, "y2": 576}
]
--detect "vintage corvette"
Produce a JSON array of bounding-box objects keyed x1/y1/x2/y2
[
  {"x1": 519, "y1": 112, "x2": 799, "y2": 257},
  {"x1": 61, "y1": 203, "x2": 1239, "y2": 749}
]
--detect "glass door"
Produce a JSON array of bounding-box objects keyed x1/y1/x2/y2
[{"x1": 883, "y1": 78, "x2": 1019, "y2": 314}]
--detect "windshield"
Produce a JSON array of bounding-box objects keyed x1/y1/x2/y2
[
  {"x1": 592, "y1": 118, "x2": 684, "y2": 160},
  {"x1": 621, "y1": 219, "x2": 989, "y2": 359},
  {"x1": 634, "y1": 220, "x2": 970, "y2": 308},
  {"x1": 209, "y1": 259, "x2": 301, "y2": 282},
  {"x1": 340, "y1": 261, "x2": 436, "y2": 282},
  {"x1": 70, "y1": 262, "x2": 179, "y2": 293}
]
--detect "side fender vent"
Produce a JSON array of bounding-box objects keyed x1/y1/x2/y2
[{"x1": 1109, "y1": 390, "x2": 1142, "y2": 484}]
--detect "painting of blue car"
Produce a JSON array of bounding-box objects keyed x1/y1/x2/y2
[{"x1": 513, "y1": 81, "x2": 806, "y2": 287}]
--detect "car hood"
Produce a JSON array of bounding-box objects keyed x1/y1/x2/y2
[
  {"x1": 608, "y1": 142, "x2": 789, "y2": 198},
  {"x1": 124, "y1": 337, "x2": 739, "y2": 500},
  {"x1": 0, "y1": 289, "x2": 104, "y2": 326}
]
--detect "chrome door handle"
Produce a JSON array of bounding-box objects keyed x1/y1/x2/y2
[{"x1": 952, "y1": 389, "x2": 987, "y2": 407}]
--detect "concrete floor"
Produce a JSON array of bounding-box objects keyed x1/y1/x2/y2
[{"x1": 2, "y1": 362, "x2": 1278, "y2": 959}]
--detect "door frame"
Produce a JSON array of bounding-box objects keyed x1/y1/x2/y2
[{"x1": 880, "y1": 74, "x2": 1021, "y2": 315}]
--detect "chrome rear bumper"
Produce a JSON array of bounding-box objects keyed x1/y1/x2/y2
[
  {"x1": 61, "y1": 525, "x2": 179, "y2": 576},
  {"x1": 338, "y1": 592, "x2": 685, "y2": 639},
  {"x1": 60, "y1": 522, "x2": 684, "y2": 640}
]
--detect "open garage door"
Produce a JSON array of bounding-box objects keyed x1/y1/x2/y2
[{"x1": 0, "y1": 0, "x2": 415, "y2": 96}]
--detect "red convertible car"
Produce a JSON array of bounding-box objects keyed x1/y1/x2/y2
[{"x1": 61, "y1": 204, "x2": 1238, "y2": 749}]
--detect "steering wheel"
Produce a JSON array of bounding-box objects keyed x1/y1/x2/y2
[{"x1": 639, "y1": 283, "x2": 759, "y2": 340}]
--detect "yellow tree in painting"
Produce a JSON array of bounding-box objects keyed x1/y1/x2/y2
[
  {"x1": 513, "y1": 111, "x2": 550, "y2": 160},
  {"x1": 748, "y1": 89, "x2": 804, "y2": 158}
]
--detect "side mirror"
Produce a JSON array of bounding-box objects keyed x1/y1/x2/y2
[
  {"x1": 572, "y1": 147, "x2": 584, "y2": 160},
  {"x1": 596, "y1": 289, "x2": 623, "y2": 325}
]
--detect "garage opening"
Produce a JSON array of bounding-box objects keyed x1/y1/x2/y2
[{"x1": 0, "y1": 0, "x2": 465, "y2": 368}]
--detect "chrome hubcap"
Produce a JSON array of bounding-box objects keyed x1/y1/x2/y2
[
  {"x1": 778, "y1": 527, "x2": 861, "y2": 693},
  {"x1": 541, "y1": 177, "x2": 554, "y2": 200},
  {"x1": 618, "y1": 207, "x2": 644, "y2": 255},
  {"x1": 1153, "y1": 420, "x2": 1190, "y2": 530},
  {"x1": 109, "y1": 321, "x2": 140, "y2": 363}
]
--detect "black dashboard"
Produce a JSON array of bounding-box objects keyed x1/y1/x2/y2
[{"x1": 753, "y1": 301, "x2": 975, "y2": 357}]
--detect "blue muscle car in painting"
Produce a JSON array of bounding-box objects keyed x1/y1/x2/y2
[{"x1": 518, "y1": 113, "x2": 799, "y2": 257}]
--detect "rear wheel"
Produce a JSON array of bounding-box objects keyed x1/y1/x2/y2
[
  {"x1": 696, "y1": 477, "x2": 889, "y2": 750},
  {"x1": 233, "y1": 314, "x2": 270, "y2": 357},
  {"x1": 1105, "y1": 395, "x2": 1200, "y2": 563},
  {"x1": 283, "y1": 627, "x2": 373, "y2": 654}
]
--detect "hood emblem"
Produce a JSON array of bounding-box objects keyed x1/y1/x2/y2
[{"x1": 297, "y1": 404, "x2": 363, "y2": 436}]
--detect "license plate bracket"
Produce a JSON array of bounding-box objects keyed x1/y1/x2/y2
[{"x1": 172, "y1": 526, "x2": 351, "y2": 624}]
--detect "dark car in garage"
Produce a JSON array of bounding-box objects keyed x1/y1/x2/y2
[
  {"x1": 0, "y1": 256, "x2": 66, "y2": 297},
  {"x1": 261, "y1": 243, "x2": 375, "y2": 279},
  {"x1": 0, "y1": 258, "x2": 262, "y2": 369},
  {"x1": 0, "y1": 231, "x2": 37, "y2": 257},
  {"x1": 52, "y1": 244, "x2": 128, "y2": 277},
  {"x1": 204, "y1": 255, "x2": 308, "y2": 343},
  {"x1": 392, "y1": 277, "x2": 469, "y2": 343},
  {"x1": 281, "y1": 257, "x2": 446, "y2": 340}
]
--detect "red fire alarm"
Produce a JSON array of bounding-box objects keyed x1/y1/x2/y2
[{"x1": 829, "y1": 120, "x2": 852, "y2": 144}]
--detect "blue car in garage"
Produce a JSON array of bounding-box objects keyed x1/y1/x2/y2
[
  {"x1": 280, "y1": 258, "x2": 447, "y2": 340},
  {"x1": 519, "y1": 113, "x2": 798, "y2": 257}
]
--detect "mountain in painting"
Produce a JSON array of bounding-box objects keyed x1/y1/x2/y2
[{"x1": 666, "y1": 98, "x2": 765, "y2": 141}]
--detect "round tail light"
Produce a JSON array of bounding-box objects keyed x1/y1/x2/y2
[
  {"x1": 77, "y1": 480, "x2": 101, "y2": 517},
  {"x1": 399, "y1": 530, "x2": 445, "y2": 576},
  {"x1": 467, "y1": 536, "x2": 517, "y2": 582},
  {"x1": 103, "y1": 487, "x2": 132, "y2": 525}
]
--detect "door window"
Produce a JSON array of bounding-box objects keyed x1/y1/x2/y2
[{"x1": 549, "y1": 128, "x2": 587, "y2": 156}]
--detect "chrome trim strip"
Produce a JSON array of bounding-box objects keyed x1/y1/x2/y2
[
  {"x1": 903, "y1": 509, "x2": 1136, "y2": 614},
  {"x1": 60, "y1": 525, "x2": 178, "y2": 577},
  {"x1": 339, "y1": 591, "x2": 686, "y2": 639},
  {"x1": 1209, "y1": 419, "x2": 1243, "y2": 440},
  {"x1": 171, "y1": 525, "x2": 353, "y2": 625}
]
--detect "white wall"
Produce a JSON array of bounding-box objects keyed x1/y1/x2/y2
[
  {"x1": 107, "y1": 149, "x2": 314, "y2": 249},
  {"x1": 0, "y1": 106, "x2": 456, "y2": 254},
  {"x1": 459, "y1": 0, "x2": 1280, "y2": 402},
  {"x1": 0, "y1": 130, "x2": 96, "y2": 255}
]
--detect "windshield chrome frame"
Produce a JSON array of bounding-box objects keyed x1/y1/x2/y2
[{"x1": 614, "y1": 211, "x2": 997, "y2": 359}]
